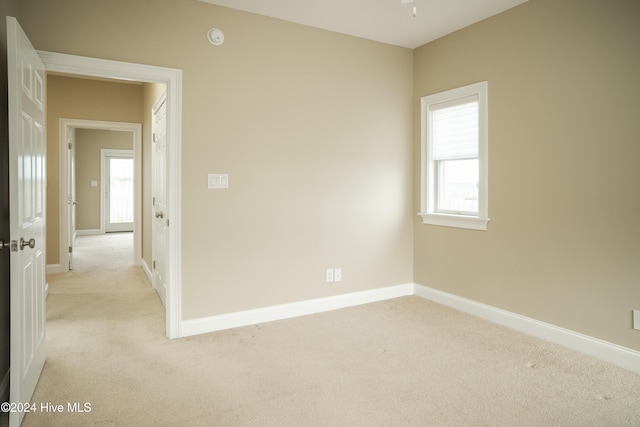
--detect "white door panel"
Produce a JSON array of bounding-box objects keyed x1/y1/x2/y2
[
  {"x1": 7, "y1": 16, "x2": 47, "y2": 427},
  {"x1": 152, "y1": 94, "x2": 168, "y2": 307}
]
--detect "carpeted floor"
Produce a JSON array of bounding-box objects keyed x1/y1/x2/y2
[{"x1": 14, "y1": 233, "x2": 640, "y2": 426}]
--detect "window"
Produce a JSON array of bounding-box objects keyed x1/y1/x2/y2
[{"x1": 420, "y1": 82, "x2": 489, "y2": 230}]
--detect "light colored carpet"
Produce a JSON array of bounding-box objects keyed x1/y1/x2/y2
[{"x1": 15, "y1": 234, "x2": 640, "y2": 426}]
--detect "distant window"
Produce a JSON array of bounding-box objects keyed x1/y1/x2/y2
[{"x1": 420, "y1": 82, "x2": 489, "y2": 230}]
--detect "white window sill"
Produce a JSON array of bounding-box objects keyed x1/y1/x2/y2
[{"x1": 419, "y1": 213, "x2": 489, "y2": 231}]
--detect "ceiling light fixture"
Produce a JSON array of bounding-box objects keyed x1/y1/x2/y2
[{"x1": 401, "y1": 0, "x2": 417, "y2": 17}]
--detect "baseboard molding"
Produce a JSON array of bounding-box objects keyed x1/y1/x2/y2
[
  {"x1": 141, "y1": 259, "x2": 153, "y2": 285},
  {"x1": 0, "y1": 369, "x2": 8, "y2": 404},
  {"x1": 76, "y1": 229, "x2": 102, "y2": 236},
  {"x1": 413, "y1": 283, "x2": 640, "y2": 374},
  {"x1": 181, "y1": 283, "x2": 414, "y2": 338},
  {"x1": 46, "y1": 264, "x2": 62, "y2": 275},
  {"x1": 180, "y1": 281, "x2": 639, "y2": 373}
]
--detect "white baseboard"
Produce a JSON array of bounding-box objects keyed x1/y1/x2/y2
[
  {"x1": 76, "y1": 229, "x2": 102, "y2": 236},
  {"x1": 0, "y1": 369, "x2": 8, "y2": 403},
  {"x1": 413, "y1": 283, "x2": 640, "y2": 374},
  {"x1": 181, "y1": 283, "x2": 414, "y2": 338},
  {"x1": 46, "y1": 264, "x2": 62, "y2": 275},
  {"x1": 141, "y1": 259, "x2": 153, "y2": 285},
  {"x1": 179, "y1": 280, "x2": 639, "y2": 373}
]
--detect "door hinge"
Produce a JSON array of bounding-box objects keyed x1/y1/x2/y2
[
  {"x1": 69, "y1": 246, "x2": 73, "y2": 253},
  {"x1": 152, "y1": 197, "x2": 156, "y2": 207},
  {"x1": 166, "y1": 219, "x2": 170, "y2": 227},
  {"x1": 153, "y1": 260, "x2": 156, "y2": 269},
  {"x1": 68, "y1": 142, "x2": 72, "y2": 149},
  {"x1": 152, "y1": 133, "x2": 157, "y2": 143}
]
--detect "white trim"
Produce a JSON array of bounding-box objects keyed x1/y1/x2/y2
[
  {"x1": 75, "y1": 229, "x2": 102, "y2": 236},
  {"x1": 181, "y1": 284, "x2": 414, "y2": 337},
  {"x1": 413, "y1": 283, "x2": 640, "y2": 373},
  {"x1": 46, "y1": 264, "x2": 62, "y2": 275},
  {"x1": 141, "y1": 259, "x2": 153, "y2": 285},
  {"x1": 419, "y1": 212, "x2": 489, "y2": 230},
  {"x1": 40, "y1": 51, "x2": 182, "y2": 339},
  {"x1": 0, "y1": 369, "x2": 8, "y2": 404},
  {"x1": 176, "y1": 279, "x2": 640, "y2": 373}
]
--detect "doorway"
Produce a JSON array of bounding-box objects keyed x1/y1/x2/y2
[
  {"x1": 103, "y1": 150, "x2": 134, "y2": 233},
  {"x1": 60, "y1": 121, "x2": 142, "y2": 270},
  {"x1": 41, "y1": 51, "x2": 182, "y2": 339}
]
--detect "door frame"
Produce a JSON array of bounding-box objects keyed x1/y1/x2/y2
[
  {"x1": 60, "y1": 121, "x2": 141, "y2": 262},
  {"x1": 40, "y1": 50, "x2": 183, "y2": 339}
]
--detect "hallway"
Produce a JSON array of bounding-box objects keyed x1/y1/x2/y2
[{"x1": 69, "y1": 232, "x2": 135, "y2": 270}]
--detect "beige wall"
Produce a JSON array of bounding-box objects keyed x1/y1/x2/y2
[
  {"x1": 22, "y1": 0, "x2": 414, "y2": 320},
  {"x1": 413, "y1": 0, "x2": 640, "y2": 351},
  {"x1": 142, "y1": 83, "x2": 166, "y2": 269},
  {"x1": 46, "y1": 75, "x2": 144, "y2": 263},
  {"x1": 75, "y1": 129, "x2": 133, "y2": 230}
]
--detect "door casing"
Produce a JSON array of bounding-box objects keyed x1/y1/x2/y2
[{"x1": 40, "y1": 51, "x2": 183, "y2": 339}]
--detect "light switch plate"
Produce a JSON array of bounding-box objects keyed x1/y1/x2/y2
[{"x1": 208, "y1": 174, "x2": 229, "y2": 189}]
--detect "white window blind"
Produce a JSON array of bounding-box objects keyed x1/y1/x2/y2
[{"x1": 431, "y1": 95, "x2": 479, "y2": 160}]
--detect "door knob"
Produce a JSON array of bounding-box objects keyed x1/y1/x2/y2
[
  {"x1": 20, "y1": 238, "x2": 35, "y2": 250},
  {"x1": 155, "y1": 212, "x2": 164, "y2": 219}
]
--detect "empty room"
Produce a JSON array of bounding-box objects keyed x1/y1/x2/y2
[{"x1": 1, "y1": 0, "x2": 639, "y2": 425}]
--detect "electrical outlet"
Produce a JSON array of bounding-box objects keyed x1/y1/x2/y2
[
  {"x1": 334, "y1": 268, "x2": 342, "y2": 282},
  {"x1": 325, "y1": 269, "x2": 334, "y2": 283},
  {"x1": 634, "y1": 310, "x2": 640, "y2": 331}
]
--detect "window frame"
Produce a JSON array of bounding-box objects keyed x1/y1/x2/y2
[{"x1": 420, "y1": 81, "x2": 489, "y2": 231}]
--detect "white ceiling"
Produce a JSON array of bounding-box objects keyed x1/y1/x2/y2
[{"x1": 198, "y1": 0, "x2": 529, "y2": 49}]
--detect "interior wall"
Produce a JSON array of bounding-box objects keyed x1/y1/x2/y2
[
  {"x1": 46, "y1": 75, "x2": 143, "y2": 264},
  {"x1": 413, "y1": 0, "x2": 640, "y2": 351},
  {"x1": 75, "y1": 129, "x2": 133, "y2": 231},
  {"x1": 19, "y1": 0, "x2": 415, "y2": 320},
  {"x1": 1, "y1": 0, "x2": 21, "y2": 394},
  {"x1": 142, "y1": 83, "x2": 166, "y2": 270}
]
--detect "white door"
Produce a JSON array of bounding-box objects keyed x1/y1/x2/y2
[
  {"x1": 67, "y1": 130, "x2": 76, "y2": 269},
  {"x1": 152, "y1": 94, "x2": 168, "y2": 306},
  {"x1": 7, "y1": 16, "x2": 47, "y2": 427}
]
